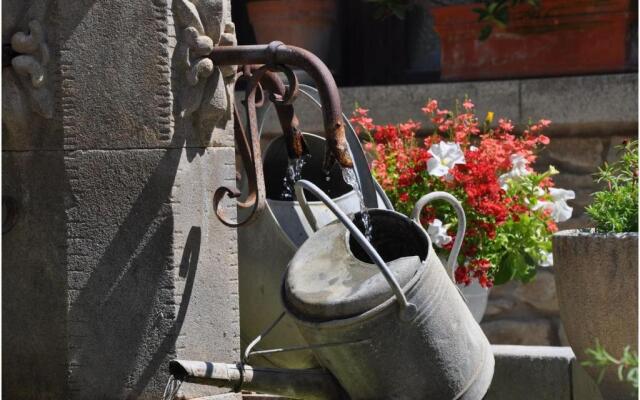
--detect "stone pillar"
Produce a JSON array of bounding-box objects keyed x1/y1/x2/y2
[{"x1": 2, "y1": 1, "x2": 240, "y2": 399}]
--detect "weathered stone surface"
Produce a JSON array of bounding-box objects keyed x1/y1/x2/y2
[
  {"x1": 572, "y1": 357, "x2": 604, "y2": 400},
  {"x1": 53, "y1": 0, "x2": 174, "y2": 151},
  {"x1": 486, "y1": 345, "x2": 602, "y2": 400},
  {"x1": 2, "y1": 3, "x2": 58, "y2": 150},
  {"x1": 242, "y1": 346, "x2": 603, "y2": 400},
  {"x1": 58, "y1": 147, "x2": 238, "y2": 400},
  {"x1": 65, "y1": 149, "x2": 177, "y2": 399},
  {"x1": 553, "y1": 230, "x2": 638, "y2": 400},
  {"x1": 484, "y1": 298, "x2": 516, "y2": 318},
  {"x1": 261, "y1": 73, "x2": 637, "y2": 137},
  {"x1": 487, "y1": 345, "x2": 572, "y2": 400},
  {"x1": 550, "y1": 172, "x2": 601, "y2": 192},
  {"x1": 340, "y1": 80, "x2": 521, "y2": 129},
  {"x1": 538, "y1": 137, "x2": 604, "y2": 174},
  {"x1": 521, "y1": 74, "x2": 638, "y2": 134},
  {"x1": 171, "y1": 147, "x2": 239, "y2": 399},
  {"x1": 482, "y1": 319, "x2": 556, "y2": 345},
  {"x1": 559, "y1": 214, "x2": 592, "y2": 230},
  {"x1": 480, "y1": 266, "x2": 563, "y2": 345},
  {"x1": 558, "y1": 323, "x2": 570, "y2": 347},
  {"x1": 513, "y1": 270, "x2": 559, "y2": 314},
  {"x1": 606, "y1": 136, "x2": 635, "y2": 163},
  {"x1": 3, "y1": 0, "x2": 240, "y2": 399},
  {"x1": 3, "y1": 150, "x2": 68, "y2": 400}
]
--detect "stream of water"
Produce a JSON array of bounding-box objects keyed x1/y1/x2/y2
[
  {"x1": 281, "y1": 155, "x2": 309, "y2": 200},
  {"x1": 342, "y1": 167, "x2": 373, "y2": 242},
  {"x1": 281, "y1": 157, "x2": 372, "y2": 242}
]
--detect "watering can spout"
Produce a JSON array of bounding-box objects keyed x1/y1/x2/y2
[{"x1": 168, "y1": 360, "x2": 346, "y2": 400}]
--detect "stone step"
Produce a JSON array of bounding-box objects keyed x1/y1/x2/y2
[
  {"x1": 241, "y1": 345, "x2": 604, "y2": 400},
  {"x1": 487, "y1": 345, "x2": 602, "y2": 400}
]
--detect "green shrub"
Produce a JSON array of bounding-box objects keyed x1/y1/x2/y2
[{"x1": 585, "y1": 140, "x2": 638, "y2": 233}]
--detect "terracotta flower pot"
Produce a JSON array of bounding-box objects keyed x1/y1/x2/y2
[
  {"x1": 432, "y1": 0, "x2": 636, "y2": 80},
  {"x1": 553, "y1": 230, "x2": 638, "y2": 400},
  {"x1": 246, "y1": 0, "x2": 338, "y2": 66}
]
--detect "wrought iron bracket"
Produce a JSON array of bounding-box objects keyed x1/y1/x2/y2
[{"x1": 210, "y1": 42, "x2": 353, "y2": 228}]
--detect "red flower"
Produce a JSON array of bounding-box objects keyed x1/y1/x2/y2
[
  {"x1": 356, "y1": 98, "x2": 554, "y2": 287},
  {"x1": 455, "y1": 266, "x2": 471, "y2": 286},
  {"x1": 422, "y1": 99, "x2": 438, "y2": 114}
]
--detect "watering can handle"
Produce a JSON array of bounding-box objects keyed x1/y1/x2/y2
[
  {"x1": 410, "y1": 192, "x2": 466, "y2": 282},
  {"x1": 295, "y1": 180, "x2": 418, "y2": 322}
]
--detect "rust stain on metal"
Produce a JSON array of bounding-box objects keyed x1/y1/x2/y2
[{"x1": 209, "y1": 42, "x2": 353, "y2": 227}]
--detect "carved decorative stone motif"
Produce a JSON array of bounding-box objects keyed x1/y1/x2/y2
[
  {"x1": 11, "y1": 20, "x2": 49, "y2": 89},
  {"x1": 3, "y1": 4, "x2": 54, "y2": 139},
  {"x1": 174, "y1": 0, "x2": 236, "y2": 144}
]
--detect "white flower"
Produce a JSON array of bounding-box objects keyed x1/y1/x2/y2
[
  {"x1": 533, "y1": 187, "x2": 575, "y2": 222},
  {"x1": 469, "y1": 145, "x2": 479, "y2": 152},
  {"x1": 427, "y1": 219, "x2": 452, "y2": 248},
  {"x1": 534, "y1": 186, "x2": 545, "y2": 197},
  {"x1": 427, "y1": 142, "x2": 465, "y2": 177},
  {"x1": 539, "y1": 251, "x2": 553, "y2": 267},
  {"x1": 499, "y1": 154, "x2": 531, "y2": 189}
]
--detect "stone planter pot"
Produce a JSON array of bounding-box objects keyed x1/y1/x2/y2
[
  {"x1": 432, "y1": 0, "x2": 636, "y2": 80},
  {"x1": 553, "y1": 230, "x2": 638, "y2": 399},
  {"x1": 246, "y1": 0, "x2": 339, "y2": 68}
]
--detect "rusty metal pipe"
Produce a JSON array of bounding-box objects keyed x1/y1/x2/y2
[
  {"x1": 168, "y1": 360, "x2": 347, "y2": 400},
  {"x1": 258, "y1": 68, "x2": 308, "y2": 159},
  {"x1": 210, "y1": 42, "x2": 353, "y2": 169}
]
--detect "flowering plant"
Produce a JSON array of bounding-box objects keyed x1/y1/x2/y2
[{"x1": 350, "y1": 98, "x2": 574, "y2": 287}]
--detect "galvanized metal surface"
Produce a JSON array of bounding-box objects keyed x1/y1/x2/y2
[
  {"x1": 235, "y1": 80, "x2": 386, "y2": 369},
  {"x1": 293, "y1": 180, "x2": 418, "y2": 321},
  {"x1": 411, "y1": 192, "x2": 466, "y2": 278},
  {"x1": 282, "y1": 192, "x2": 495, "y2": 399},
  {"x1": 237, "y1": 135, "x2": 365, "y2": 370}
]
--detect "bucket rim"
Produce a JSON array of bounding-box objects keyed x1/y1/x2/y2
[
  {"x1": 262, "y1": 132, "x2": 326, "y2": 162},
  {"x1": 281, "y1": 208, "x2": 437, "y2": 328},
  {"x1": 266, "y1": 188, "x2": 358, "y2": 207}
]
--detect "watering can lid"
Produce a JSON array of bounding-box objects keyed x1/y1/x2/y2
[{"x1": 283, "y1": 216, "x2": 422, "y2": 321}]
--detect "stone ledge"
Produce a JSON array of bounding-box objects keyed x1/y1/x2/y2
[
  {"x1": 241, "y1": 345, "x2": 603, "y2": 400},
  {"x1": 487, "y1": 345, "x2": 602, "y2": 400},
  {"x1": 260, "y1": 73, "x2": 637, "y2": 137}
]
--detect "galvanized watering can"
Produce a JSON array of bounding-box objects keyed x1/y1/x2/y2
[
  {"x1": 169, "y1": 181, "x2": 494, "y2": 399},
  {"x1": 279, "y1": 180, "x2": 495, "y2": 399},
  {"x1": 238, "y1": 85, "x2": 389, "y2": 369}
]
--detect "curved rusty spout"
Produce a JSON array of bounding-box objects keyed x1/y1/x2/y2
[
  {"x1": 254, "y1": 66, "x2": 309, "y2": 160},
  {"x1": 210, "y1": 42, "x2": 353, "y2": 170}
]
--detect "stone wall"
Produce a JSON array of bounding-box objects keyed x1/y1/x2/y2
[
  {"x1": 3, "y1": 0, "x2": 240, "y2": 399},
  {"x1": 259, "y1": 73, "x2": 637, "y2": 346}
]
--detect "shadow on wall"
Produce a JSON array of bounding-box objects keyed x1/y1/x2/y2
[
  {"x1": 65, "y1": 119, "x2": 207, "y2": 399},
  {"x1": 2, "y1": 149, "x2": 69, "y2": 400},
  {"x1": 2, "y1": 0, "x2": 232, "y2": 397},
  {"x1": 128, "y1": 227, "x2": 201, "y2": 399},
  {"x1": 65, "y1": 144, "x2": 206, "y2": 399}
]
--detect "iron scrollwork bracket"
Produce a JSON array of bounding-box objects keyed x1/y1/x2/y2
[{"x1": 210, "y1": 42, "x2": 353, "y2": 228}]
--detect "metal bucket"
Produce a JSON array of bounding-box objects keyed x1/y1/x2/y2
[
  {"x1": 281, "y1": 181, "x2": 494, "y2": 399},
  {"x1": 238, "y1": 131, "x2": 385, "y2": 369}
]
